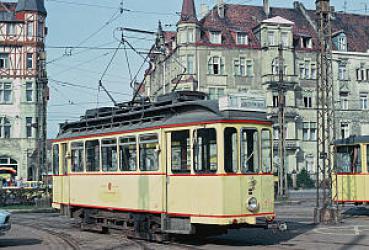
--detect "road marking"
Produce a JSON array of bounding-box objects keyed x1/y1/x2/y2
[
  {"x1": 313, "y1": 225, "x2": 369, "y2": 236},
  {"x1": 354, "y1": 226, "x2": 360, "y2": 235}
]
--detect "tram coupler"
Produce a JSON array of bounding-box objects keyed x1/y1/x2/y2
[{"x1": 266, "y1": 221, "x2": 288, "y2": 232}]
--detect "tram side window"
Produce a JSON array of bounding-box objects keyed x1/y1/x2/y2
[
  {"x1": 241, "y1": 128, "x2": 259, "y2": 173},
  {"x1": 194, "y1": 128, "x2": 217, "y2": 173},
  {"x1": 71, "y1": 142, "x2": 84, "y2": 172},
  {"x1": 224, "y1": 128, "x2": 238, "y2": 173},
  {"x1": 52, "y1": 144, "x2": 59, "y2": 175},
  {"x1": 85, "y1": 140, "x2": 100, "y2": 172},
  {"x1": 139, "y1": 134, "x2": 159, "y2": 171},
  {"x1": 261, "y1": 129, "x2": 272, "y2": 173},
  {"x1": 171, "y1": 130, "x2": 191, "y2": 173},
  {"x1": 102, "y1": 138, "x2": 118, "y2": 172},
  {"x1": 336, "y1": 145, "x2": 361, "y2": 173},
  {"x1": 120, "y1": 137, "x2": 137, "y2": 171}
]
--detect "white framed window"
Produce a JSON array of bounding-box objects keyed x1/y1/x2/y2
[
  {"x1": 27, "y1": 53, "x2": 33, "y2": 69},
  {"x1": 26, "y1": 117, "x2": 33, "y2": 138},
  {"x1": 26, "y1": 82, "x2": 33, "y2": 102},
  {"x1": 6, "y1": 23, "x2": 16, "y2": 36},
  {"x1": 210, "y1": 32, "x2": 221, "y2": 44},
  {"x1": 272, "y1": 58, "x2": 287, "y2": 75},
  {"x1": 360, "y1": 93, "x2": 368, "y2": 110},
  {"x1": 338, "y1": 64, "x2": 347, "y2": 80},
  {"x1": 182, "y1": 55, "x2": 194, "y2": 74},
  {"x1": 338, "y1": 36, "x2": 347, "y2": 51},
  {"x1": 27, "y1": 21, "x2": 33, "y2": 38},
  {"x1": 208, "y1": 56, "x2": 224, "y2": 75},
  {"x1": 0, "y1": 82, "x2": 12, "y2": 104},
  {"x1": 208, "y1": 87, "x2": 225, "y2": 100},
  {"x1": 311, "y1": 64, "x2": 317, "y2": 79},
  {"x1": 0, "y1": 53, "x2": 9, "y2": 69},
  {"x1": 0, "y1": 117, "x2": 11, "y2": 139},
  {"x1": 357, "y1": 68, "x2": 368, "y2": 81},
  {"x1": 272, "y1": 94, "x2": 279, "y2": 107},
  {"x1": 340, "y1": 92, "x2": 349, "y2": 110},
  {"x1": 304, "y1": 96, "x2": 313, "y2": 108},
  {"x1": 246, "y1": 60, "x2": 253, "y2": 76},
  {"x1": 237, "y1": 32, "x2": 248, "y2": 45},
  {"x1": 268, "y1": 31, "x2": 275, "y2": 46},
  {"x1": 281, "y1": 32, "x2": 289, "y2": 47},
  {"x1": 303, "y1": 122, "x2": 317, "y2": 141},
  {"x1": 340, "y1": 122, "x2": 350, "y2": 139},
  {"x1": 300, "y1": 37, "x2": 313, "y2": 49}
]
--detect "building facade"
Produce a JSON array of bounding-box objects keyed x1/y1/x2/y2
[
  {"x1": 144, "y1": 0, "x2": 369, "y2": 174},
  {"x1": 0, "y1": 0, "x2": 47, "y2": 180}
]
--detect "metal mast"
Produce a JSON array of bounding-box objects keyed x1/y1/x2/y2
[
  {"x1": 314, "y1": 0, "x2": 338, "y2": 224},
  {"x1": 277, "y1": 43, "x2": 288, "y2": 199}
]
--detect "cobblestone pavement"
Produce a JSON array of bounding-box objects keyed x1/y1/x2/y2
[{"x1": 2, "y1": 191, "x2": 369, "y2": 249}]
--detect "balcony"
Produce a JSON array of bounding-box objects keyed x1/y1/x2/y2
[{"x1": 262, "y1": 74, "x2": 299, "y2": 88}]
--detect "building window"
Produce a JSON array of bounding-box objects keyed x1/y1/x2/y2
[
  {"x1": 303, "y1": 122, "x2": 317, "y2": 141},
  {"x1": 6, "y1": 23, "x2": 16, "y2": 36},
  {"x1": 187, "y1": 28, "x2": 194, "y2": 43},
  {"x1": 237, "y1": 32, "x2": 248, "y2": 45},
  {"x1": 27, "y1": 22, "x2": 33, "y2": 37},
  {"x1": 27, "y1": 53, "x2": 33, "y2": 69},
  {"x1": 273, "y1": 94, "x2": 279, "y2": 107},
  {"x1": 356, "y1": 68, "x2": 368, "y2": 81},
  {"x1": 268, "y1": 31, "x2": 275, "y2": 46},
  {"x1": 272, "y1": 58, "x2": 287, "y2": 75},
  {"x1": 338, "y1": 64, "x2": 347, "y2": 80},
  {"x1": 0, "y1": 53, "x2": 9, "y2": 69},
  {"x1": 300, "y1": 37, "x2": 313, "y2": 49},
  {"x1": 208, "y1": 56, "x2": 224, "y2": 75},
  {"x1": 338, "y1": 36, "x2": 347, "y2": 51},
  {"x1": 0, "y1": 83, "x2": 12, "y2": 103},
  {"x1": 171, "y1": 130, "x2": 191, "y2": 173},
  {"x1": 0, "y1": 117, "x2": 11, "y2": 139},
  {"x1": 101, "y1": 138, "x2": 118, "y2": 172},
  {"x1": 209, "y1": 31, "x2": 221, "y2": 44},
  {"x1": 26, "y1": 117, "x2": 33, "y2": 138},
  {"x1": 361, "y1": 93, "x2": 368, "y2": 110},
  {"x1": 184, "y1": 55, "x2": 194, "y2": 74},
  {"x1": 281, "y1": 32, "x2": 289, "y2": 47},
  {"x1": 26, "y1": 82, "x2": 33, "y2": 102},
  {"x1": 208, "y1": 87, "x2": 225, "y2": 100},
  {"x1": 139, "y1": 134, "x2": 159, "y2": 171},
  {"x1": 340, "y1": 122, "x2": 350, "y2": 139},
  {"x1": 304, "y1": 96, "x2": 313, "y2": 108},
  {"x1": 194, "y1": 128, "x2": 217, "y2": 173},
  {"x1": 37, "y1": 20, "x2": 44, "y2": 38},
  {"x1": 340, "y1": 92, "x2": 349, "y2": 110},
  {"x1": 311, "y1": 64, "x2": 317, "y2": 79}
]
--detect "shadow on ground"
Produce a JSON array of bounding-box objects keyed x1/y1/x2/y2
[
  {"x1": 174, "y1": 221, "x2": 316, "y2": 247},
  {"x1": 0, "y1": 238, "x2": 42, "y2": 248},
  {"x1": 342, "y1": 206, "x2": 369, "y2": 219}
]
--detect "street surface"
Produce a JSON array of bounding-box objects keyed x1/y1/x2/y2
[{"x1": 1, "y1": 190, "x2": 369, "y2": 249}]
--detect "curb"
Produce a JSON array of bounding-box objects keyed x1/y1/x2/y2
[
  {"x1": 5, "y1": 208, "x2": 56, "y2": 214},
  {"x1": 275, "y1": 200, "x2": 303, "y2": 205}
]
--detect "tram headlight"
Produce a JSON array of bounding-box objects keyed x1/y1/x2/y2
[{"x1": 247, "y1": 197, "x2": 258, "y2": 212}]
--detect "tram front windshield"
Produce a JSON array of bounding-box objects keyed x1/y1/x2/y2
[{"x1": 336, "y1": 145, "x2": 361, "y2": 173}]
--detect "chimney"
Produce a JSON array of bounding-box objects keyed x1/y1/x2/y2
[
  {"x1": 217, "y1": 0, "x2": 225, "y2": 19},
  {"x1": 200, "y1": 3, "x2": 209, "y2": 18},
  {"x1": 263, "y1": 0, "x2": 270, "y2": 17}
]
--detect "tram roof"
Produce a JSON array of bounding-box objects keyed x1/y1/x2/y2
[
  {"x1": 56, "y1": 91, "x2": 270, "y2": 140},
  {"x1": 335, "y1": 136, "x2": 369, "y2": 145}
]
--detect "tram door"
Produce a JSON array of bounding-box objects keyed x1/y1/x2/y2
[{"x1": 61, "y1": 143, "x2": 70, "y2": 205}]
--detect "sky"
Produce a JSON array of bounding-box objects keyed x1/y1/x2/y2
[{"x1": 40, "y1": 0, "x2": 368, "y2": 138}]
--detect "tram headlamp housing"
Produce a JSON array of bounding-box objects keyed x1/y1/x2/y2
[{"x1": 247, "y1": 197, "x2": 259, "y2": 212}]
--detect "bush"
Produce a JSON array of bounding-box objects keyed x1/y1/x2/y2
[{"x1": 296, "y1": 169, "x2": 315, "y2": 189}]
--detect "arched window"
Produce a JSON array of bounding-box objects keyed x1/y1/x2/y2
[
  {"x1": 0, "y1": 117, "x2": 11, "y2": 138},
  {"x1": 208, "y1": 56, "x2": 224, "y2": 75}
]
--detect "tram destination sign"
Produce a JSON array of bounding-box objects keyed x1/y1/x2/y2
[{"x1": 219, "y1": 94, "x2": 267, "y2": 113}]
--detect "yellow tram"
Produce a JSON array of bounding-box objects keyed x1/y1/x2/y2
[
  {"x1": 52, "y1": 91, "x2": 277, "y2": 240},
  {"x1": 334, "y1": 136, "x2": 369, "y2": 204}
]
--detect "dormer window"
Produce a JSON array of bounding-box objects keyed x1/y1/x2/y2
[
  {"x1": 300, "y1": 37, "x2": 313, "y2": 49},
  {"x1": 210, "y1": 32, "x2": 221, "y2": 44},
  {"x1": 338, "y1": 36, "x2": 347, "y2": 51},
  {"x1": 237, "y1": 32, "x2": 248, "y2": 45}
]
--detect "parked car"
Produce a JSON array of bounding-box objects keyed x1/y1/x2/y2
[{"x1": 0, "y1": 211, "x2": 11, "y2": 235}]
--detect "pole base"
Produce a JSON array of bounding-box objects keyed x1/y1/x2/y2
[{"x1": 314, "y1": 207, "x2": 340, "y2": 224}]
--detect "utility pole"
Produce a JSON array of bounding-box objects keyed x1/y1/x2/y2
[
  {"x1": 314, "y1": 0, "x2": 339, "y2": 224},
  {"x1": 277, "y1": 43, "x2": 288, "y2": 199}
]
